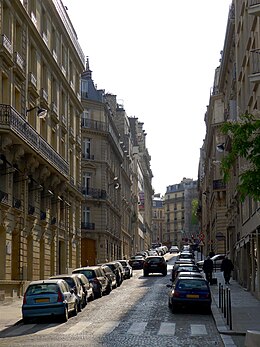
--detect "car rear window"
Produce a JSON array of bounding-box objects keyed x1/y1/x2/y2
[
  {"x1": 26, "y1": 283, "x2": 59, "y2": 295},
  {"x1": 177, "y1": 280, "x2": 208, "y2": 290},
  {"x1": 146, "y1": 257, "x2": 163, "y2": 263},
  {"x1": 74, "y1": 270, "x2": 95, "y2": 279}
]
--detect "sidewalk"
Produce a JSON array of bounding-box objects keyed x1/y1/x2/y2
[
  {"x1": 0, "y1": 297, "x2": 23, "y2": 332},
  {"x1": 210, "y1": 271, "x2": 260, "y2": 347}
]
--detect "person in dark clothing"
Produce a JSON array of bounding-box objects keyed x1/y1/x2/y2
[
  {"x1": 221, "y1": 256, "x2": 234, "y2": 284},
  {"x1": 209, "y1": 249, "x2": 215, "y2": 258},
  {"x1": 203, "y1": 256, "x2": 214, "y2": 284}
]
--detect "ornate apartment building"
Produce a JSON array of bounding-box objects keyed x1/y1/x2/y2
[
  {"x1": 151, "y1": 196, "x2": 165, "y2": 246},
  {"x1": 0, "y1": 0, "x2": 84, "y2": 297},
  {"x1": 164, "y1": 178, "x2": 199, "y2": 249},
  {"x1": 199, "y1": 0, "x2": 260, "y2": 298}
]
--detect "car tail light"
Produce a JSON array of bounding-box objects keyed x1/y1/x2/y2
[
  {"x1": 23, "y1": 295, "x2": 27, "y2": 305},
  {"x1": 173, "y1": 290, "x2": 180, "y2": 297},
  {"x1": 57, "y1": 290, "x2": 64, "y2": 302}
]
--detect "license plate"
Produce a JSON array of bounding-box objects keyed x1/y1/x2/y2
[
  {"x1": 151, "y1": 265, "x2": 157, "y2": 267},
  {"x1": 186, "y1": 294, "x2": 199, "y2": 299},
  {"x1": 35, "y1": 298, "x2": 50, "y2": 303}
]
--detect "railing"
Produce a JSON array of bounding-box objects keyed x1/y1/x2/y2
[
  {"x1": 82, "y1": 187, "x2": 107, "y2": 199},
  {"x1": 251, "y1": 49, "x2": 260, "y2": 74},
  {"x1": 2, "y1": 34, "x2": 13, "y2": 54},
  {"x1": 250, "y1": 0, "x2": 260, "y2": 5},
  {"x1": 0, "y1": 104, "x2": 69, "y2": 177},
  {"x1": 81, "y1": 119, "x2": 108, "y2": 132},
  {"x1": 81, "y1": 222, "x2": 95, "y2": 230},
  {"x1": 218, "y1": 283, "x2": 232, "y2": 330}
]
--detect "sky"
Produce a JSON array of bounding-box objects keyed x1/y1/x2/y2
[{"x1": 64, "y1": 0, "x2": 232, "y2": 195}]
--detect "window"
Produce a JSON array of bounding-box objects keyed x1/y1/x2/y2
[
  {"x1": 81, "y1": 80, "x2": 88, "y2": 98},
  {"x1": 82, "y1": 110, "x2": 90, "y2": 127},
  {"x1": 82, "y1": 206, "x2": 90, "y2": 223},
  {"x1": 83, "y1": 138, "x2": 91, "y2": 159},
  {"x1": 82, "y1": 173, "x2": 91, "y2": 194}
]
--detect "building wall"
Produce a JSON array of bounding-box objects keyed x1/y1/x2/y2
[{"x1": 0, "y1": 0, "x2": 84, "y2": 298}]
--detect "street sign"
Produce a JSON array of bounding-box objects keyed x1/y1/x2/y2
[{"x1": 199, "y1": 241, "x2": 204, "y2": 246}]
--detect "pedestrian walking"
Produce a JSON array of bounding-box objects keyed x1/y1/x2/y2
[
  {"x1": 221, "y1": 256, "x2": 234, "y2": 284},
  {"x1": 203, "y1": 256, "x2": 214, "y2": 284}
]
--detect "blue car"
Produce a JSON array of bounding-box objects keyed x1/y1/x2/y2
[
  {"x1": 22, "y1": 279, "x2": 78, "y2": 323},
  {"x1": 167, "y1": 276, "x2": 212, "y2": 313}
]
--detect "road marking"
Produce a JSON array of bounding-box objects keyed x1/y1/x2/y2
[
  {"x1": 93, "y1": 321, "x2": 120, "y2": 335},
  {"x1": 190, "y1": 324, "x2": 207, "y2": 335},
  {"x1": 63, "y1": 321, "x2": 92, "y2": 335},
  {"x1": 158, "y1": 322, "x2": 176, "y2": 335},
  {"x1": 127, "y1": 322, "x2": 147, "y2": 335},
  {"x1": 4, "y1": 324, "x2": 35, "y2": 337}
]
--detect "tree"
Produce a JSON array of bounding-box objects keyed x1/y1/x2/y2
[{"x1": 220, "y1": 112, "x2": 260, "y2": 201}]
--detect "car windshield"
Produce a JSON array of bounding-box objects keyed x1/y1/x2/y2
[
  {"x1": 177, "y1": 280, "x2": 208, "y2": 290},
  {"x1": 26, "y1": 284, "x2": 58, "y2": 295},
  {"x1": 119, "y1": 261, "x2": 127, "y2": 266},
  {"x1": 74, "y1": 270, "x2": 95, "y2": 280}
]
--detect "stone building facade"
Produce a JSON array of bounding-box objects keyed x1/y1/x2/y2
[
  {"x1": 199, "y1": 0, "x2": 260, "y2": 299},
  {"x1": 164, "y1": 178, "x2": 199, "y2": 249},
  {"x1": 0, "y1": 0, "x2": 84, "y2": 297}
]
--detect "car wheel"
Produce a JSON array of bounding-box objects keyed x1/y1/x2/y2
[
  {"x1": 106, "y1": 283, "x2": 112, "y2": 295},
  {"x1": 143, "y1": 271, "x2": 149, "y2": 276},
  {"x1": 94, "y1": 288, "x2": 102, "y2": 299},
  {"x1": 23, "y1": 317, "x2": 30, "y2": 324},
  {"x1": 61, "y1": 307, "x2": 69, "y2": 322},
  {"x1": 162, "y1": 271, "x2": 167, "y2": 276},
  {"x1": 77, "y1": 299, "x2": 82, "y2": 312},
  {"x1": 83, "y1": 296, "x2": 87, "y2": 307},
  {"x1": 171, "y1": 304, "x2": 177, "y2": 313},
  {"x1": 73, "y1": 302, "x2": 78, "y2": 316}
]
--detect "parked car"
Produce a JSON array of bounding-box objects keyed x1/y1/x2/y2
[
  {"x1": 103, "y1": 262, "x2": 124, "y2": 287},
  {"x1": 73, "y1": 273, "x2": 94, "y2": 305},
  {"x1": 101, "y1": 264, "x2": 117, "y2": 289},
  {"x1": 178, "y1": 252, "x2": 195, "y2": 261},
  {"x1": 72, "y1": 266, "x2": 109, "y2": 298},
  {"x1": 129, "y1": 255, "x2": 145, "y2": 269},
  {"x1": 167, "y1": 276, "x2": 212, "y2": 313},
  {"x1": 169, "y1": 246, "x2": 179, "y2": 254},
  {"x1": 22, "y1": 279, "x2": 77, "y2": 323},
  {"x1": 116, "y1": 259, "x2": 133, "y2": 279},
  {"x1": 172, "y1": 263, "x2": 201, "y2": 281},
  {"x1": 143, "y1": 256, "x2": 168, "y2": 276},
  {"x1": 196, "y1": 254, "x2": 226, "y2": 269},
  {"x1": 49, "y1": 274, "x2": 84, "y2": 312}
]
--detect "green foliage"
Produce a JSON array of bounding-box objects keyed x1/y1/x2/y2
[
  {"x1": 220, "y1": 113, "x2": 260, "y2": 201},
  {"x1": 191, "y1": 199, "x2": 199, "y2": 224}
]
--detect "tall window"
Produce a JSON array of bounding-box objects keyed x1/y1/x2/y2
[
  {"x1": 83, "y1": 138, "x2": 91, "y2": 159},
  {"x1": 82, "y1": 172, "x2": 91, "y2": 194},
  {"x1": 81, "y1": 80, "x2": 88, "y2": 98},
  {"x1": 82, "y1": 206, "x2": 90, "y2": 223},
  {"x1": 82, "y1": 110, "x2": 90, "y2": 127}
]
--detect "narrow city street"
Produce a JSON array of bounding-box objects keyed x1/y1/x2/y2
[{"x1": 0, "y1": 256, "x2": 224, "y2": 347}]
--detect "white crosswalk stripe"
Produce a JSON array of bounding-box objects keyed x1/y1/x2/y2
[
  {"x1": 127, "y1": 322, "x2": 147, "y2": 335},
  {"x1": 93, "y1": 321, "x2": 120, "y2": 336},
  {"x1": 63, "y1": 321, "x2": 93, "y2": 335},
  {"x1": 158, "y1": 322, "x2": 176, "y2": 335},
  {"x1": 190, "y1": 324, "x2": 207, "y2": 335}
]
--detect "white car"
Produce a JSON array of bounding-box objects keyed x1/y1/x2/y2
[
  {"x1": 169, "y1": 246, "x2": 179, "y2": 254},
  {"x1": 197, "y1": 254, "x2": 226, "y2": 269}
]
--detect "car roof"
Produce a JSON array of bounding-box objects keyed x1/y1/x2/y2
[
  {"x1": 73, "y1": 266, "x2": 101, "y2": 271},
  {"x1": 50, "y1": 274, "x2": 75, "y2": 278},
  {"x1": 145, "y1": 255, "x2": 164, "y2": 259},
  {"x1": 178, "y1": 271, "x2": 203, "y2": 277},
  {"x1": 177, "y1": 276, "x2": 207, "y2": 281},
  {"x1": 27, "y1": 279, "x2": 64, "y2": 285}
]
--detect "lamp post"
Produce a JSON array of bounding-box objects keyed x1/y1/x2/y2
[{"x1": 26, "y1": 106, "x2": 47, "y2": 119}]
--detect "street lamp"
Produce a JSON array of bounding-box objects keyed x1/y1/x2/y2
[{"x1": 26, "y1": 106, "x2": 47, "y2": 119}]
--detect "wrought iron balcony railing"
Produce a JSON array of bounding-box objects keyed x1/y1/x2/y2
[
  {"x1": 81, "y1": 222, "x2": 95, "y2": 230},
  {"x1": 81, "y1": 118, "x2": 108, "y2": 132},
  {"x1": 0, "y1": 104, "x2": 69, "y2": 177},
  {"x1": 82, "y1": 187, "x2": 107, "y2": 199}
]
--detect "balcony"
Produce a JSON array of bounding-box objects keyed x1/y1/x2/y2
[
  {"x1": 82, "y1": 153, "x2": 94, "y2": 160},
  {"x1": 248, "y1": 1, "x2": 260, "y2": 16},
  {"x1": 0, "y1": 190, "x2": 9, "y2": 206},
  {"x1": 13, "y1": 52, "x2": 25, "y2": 80},
  {"x1": 0, "y1": 104, "x2": 69, "y2": 177},
  {"x1": 82, "y1": 187, "x2": 107, "y2": 199},
  {"x1": 81, "y1": 118, "x2": 108, "y2": 132},
  {"x1": 81, "y1": 222, "x2": 95, "y2": 230},
  {"x1": 0, "y1": 34, "x2": 13, "y2": 66},
  {"x1": 249, "y1": 49, "x2": 260, "y2": 83}
]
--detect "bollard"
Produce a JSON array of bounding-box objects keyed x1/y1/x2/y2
[
  {"x1": 223, "y1": 288, "x2": 226, "y2": 318},
  {"x1": 245, "y1": 330, "x2": 260, "y2": 347},
  {"x1": 228, "y1": 288, "x2": 232, "y2": 330}
]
